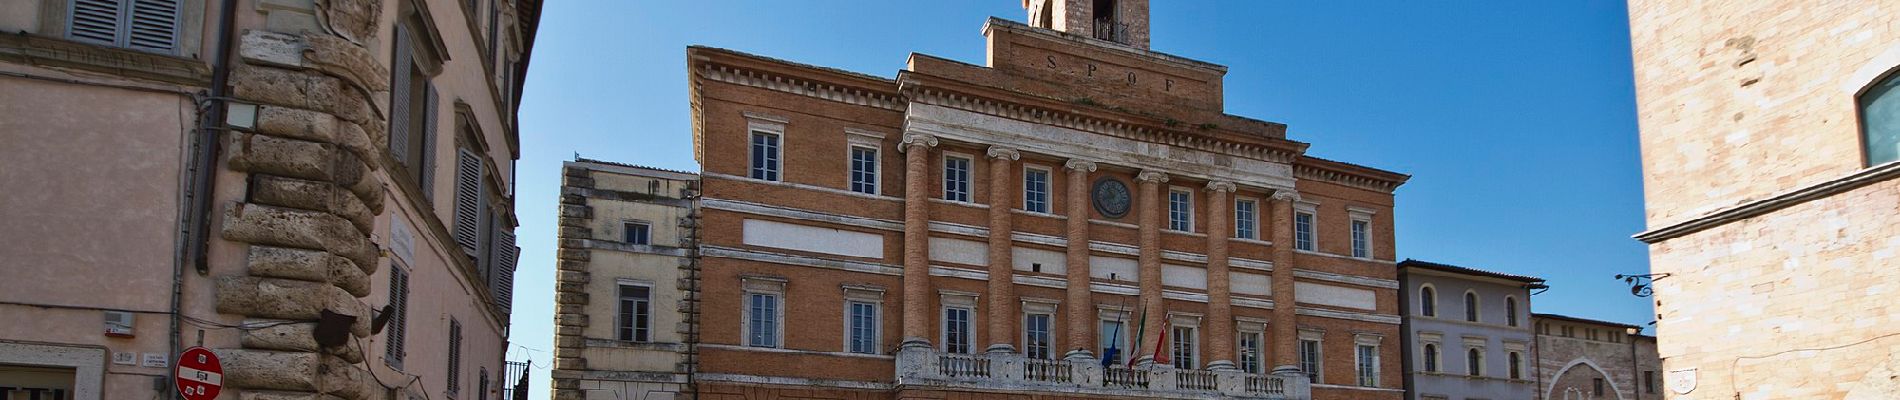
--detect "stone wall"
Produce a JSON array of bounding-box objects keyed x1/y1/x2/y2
[{"x1": 212, "y1": 2, "x2": 390, "y2": 399}]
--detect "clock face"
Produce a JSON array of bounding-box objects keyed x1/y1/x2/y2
[{"x1": 1091, "y1": 178, "x2": 1132, "y2": 219}]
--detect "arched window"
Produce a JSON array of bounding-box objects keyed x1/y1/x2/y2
[
  {"x1": 1467, "y1": 348, "x2": 1483, "y2": 376},
  {"x1": 1420, "y1": 286, "x2": 1436, "y2": 317},
  {"x1": 1464, "y1": 291, "x2": 1480, "y2": 322},
  {"x1": 1508, "y1": 352, "x2": 1523, "y2": 380},
  {"x1": 1861, "y1": 67, "x2": 1900, "y2": 166},
  {"x1": 1505, "y1": 296, "x2": 1519, "y2": 327},
  {"x1": 1422, "y1": 343, "x2": 1438, "y2": 372}
]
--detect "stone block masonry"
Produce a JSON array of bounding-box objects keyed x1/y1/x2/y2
[{"x1": 210, "y1": 2, "x2": 392, "y2": 400}]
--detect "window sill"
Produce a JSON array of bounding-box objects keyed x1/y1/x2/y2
[
  {"x1": 929, "y1": 198, "x2": 988, "y2": 209},
  {"x1": 1229, "y1": 237, "x2": 1273, "y2": 246},
  {"x1": 1010, "y1": 209, "x2": 1065, "y2": 219},
  {"x1": 0, "y1": 34, "x2": 210, "y2": 86},
  {"x1": 1163, "y1": 229, "x2": 1207, "y2": 238}
]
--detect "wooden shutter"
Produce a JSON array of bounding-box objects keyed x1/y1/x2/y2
[
  {"x1": 490, "y1": 228, "x2": 518, "y2": 314},
  {"x1": 126, "y1": 0, "x2": 181, "y2": 53},
  {"x1": 448, "y1": 318, "x2": 462, "y2": 394},
  {"x1": 389, "y1": 26, "x2": 413, "y2": 163},
  {"x1": 420, "y1": 84, "x2": 439, "y2": 198},
  {"x1": 385, "y1": 267, "x2": 409, "y2": 367},
  {"x1": 68, "y1": 0, "x2": 122, "y2": 45},
  {"x1": 453, "y1": 148, "x2": 483, "y2": 252}
]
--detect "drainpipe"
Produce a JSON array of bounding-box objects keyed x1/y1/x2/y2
[{"x1": 176, "y1": 0, "x2": 239, "y2": 396}]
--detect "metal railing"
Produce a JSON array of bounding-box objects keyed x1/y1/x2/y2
[{"x1": 896, "y1": 347, "x2": 1309, "y2": 399}]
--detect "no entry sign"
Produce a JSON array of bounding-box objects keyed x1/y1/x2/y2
[{"x1": 175, "y1": 347, "x2": 223, "y2": 400}]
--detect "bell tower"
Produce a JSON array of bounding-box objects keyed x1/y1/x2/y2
[{"x1": 1024, "y1": 0, "x2": 1150, "y2": 49}]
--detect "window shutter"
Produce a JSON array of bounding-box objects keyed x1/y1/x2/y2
[
  {"x1": 420, "y1": 85, "x2": 439, "y2": 197},
  {"x1": 385, "y1": 267, "x2": 409, "y2": 367},
  {"x1": 388, "y1": 27, "x2": 413, "y2": 163},
  {"x1": 448, "y1": 319, "x2": 462, "y2": 394},
  {"x1": 453, "y1": 148, "x2": 483, "y2": 252},
  {"x1": 490, "y1": 228, "x2": 518, "y2": 314},
  {"x1": 126, "y1": 0, "x2": 181, "y2": 53},
  {"x1": 68, "y1": 0, "x2": 122, "y2": 45}
]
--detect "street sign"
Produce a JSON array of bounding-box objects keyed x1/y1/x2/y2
[{"x1": 174, "y1": 347, "x2": 223, "y2": 400}]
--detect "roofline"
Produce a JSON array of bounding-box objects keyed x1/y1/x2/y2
[
  {"x1": 1532, "y1": 313, "x2": 1644, "y2": 330},
  {"x1": 567, "y1": 158, "x2": 700, "y2": 181},
  {"x1": 1398, "y1": 259, "x2": 1544, "y2": 284},
  {"x1": 688, "y1": 45, "x2": 898, "y2": 87},
  {"x1": 981, "y1": 17, "x2": 1228, "y2": 74}
]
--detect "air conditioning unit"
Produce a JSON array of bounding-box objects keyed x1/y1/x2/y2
[{"x1": 104, "y1": 311, "x2": 135, "y2": 338}]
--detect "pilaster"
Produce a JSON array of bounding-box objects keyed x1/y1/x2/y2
[
  {"x1": 1203, "y1": 180, "x2": 1237, "y2": 371},
  {"x1": 1061, "y1": 159, "x2": 1097, "y2": 361},
  {"x1": 985, "y1": 145, "x2": 1021, "y2": 354},
  {"x1": 900, "y1": 132, "x2": 939, "y2": 348},
  {"x1": 1133, "y1": 170, "x2": 1168, "y2": 366}
]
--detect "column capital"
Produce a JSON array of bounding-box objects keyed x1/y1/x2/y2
[
  {"x1": 899, "y1": 132, "x2": 938, "y2": 152},
  {"x1": 1064, "y1": 159, "x2": 1098, "y2": 172},
  {"x1": 1136, "y1": 170, "x2": 1170, "y2": 183},
  {"x1": 1205, "y1": 181, "x2": 1237, "y2": 193},
  {"x1": 1271, "y1": 190, "x2": 1300, "y2": 202},
  {"x1": 986, "y1": 145, "x2": 1021, "y2": 160}
]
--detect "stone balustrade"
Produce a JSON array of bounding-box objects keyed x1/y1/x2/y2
[{"x1": 895, "y1": 346, "x2": 1310, "y2": 399}]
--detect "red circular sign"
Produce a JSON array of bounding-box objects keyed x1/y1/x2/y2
[{"x1": 175, "y1": 346, "x2": 223, "y2": 400}]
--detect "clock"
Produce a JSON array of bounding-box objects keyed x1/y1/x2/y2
[{"x1": 1091, "y1": 178, "x2": 1132, "y2": 219}]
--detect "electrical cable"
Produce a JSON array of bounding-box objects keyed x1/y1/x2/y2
[{"x1": 1727, "y1": 330, "x2": 1900, "y2": 396}]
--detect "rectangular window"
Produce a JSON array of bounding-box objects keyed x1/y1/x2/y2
[
  {"x1": 1023, "y1": 167, "x2": 1050, "y2": 213},
  {"x1": 1299, "y1": 339, "x2": 1322, "y2": 382},
  {"x1": 849, "y1": 146, "x2": 878, "y2": 195},
  {"x1": 1355, "y1": 344, "x2": 1378, "y2": 387},
  {"x1": 847, "y1": 301, "x2": 879, "y2": 354},
  {"x1": 1294, "y1": 211, "x2": 1316, "y2": 251},
  {"x1": 1234, "y1": 199, "x2": 1258, "y2": 239},
  {"x1": 1239, "y1": 331, "x2": 1262, "y2": 374},
  {"x1": 1350, "y1": 219, "x2": 1371, "y2": 258},
  {"x1": 1171, "y1": 326, "x2": 1198, "y2": 369},
  {"x1": 1099, "y1": 320, "x2": 1127, "y2": 365},
  {"x1": 745, "y1": 292, "x2": 780, "y2": 348},
  {"x1": 1168, "y1": 189, "x2": 1193, "y2": 231},
  {"x1": 1509, "y1": 351, "x2": 1524, "y2": 380},
  {"x1": 448, "y1": 318, "x2": 462, "y2": 395},
  {"x1": 1861, "y1": 68, "x2": 1900, "y2": 166},
  {"x1": 1594, "y1": 378, "x2": 1605, "y2": 396},
  {"x1": 623, "y1": 221, "x2": 650, "y2": 245},
  {"x1": 750, "y1": 131, "x2": 781, "y2": 181},
  {"x1": 944, "y1": 307, "x2": 973, "y2": 354},
  {"x1": 943, "y1": 156, "x2": 971, "y2": 202},
  {"x1": 617, "y1": 284, "x2": 650, "y2": 342},
  {"x1": 68, "y1": 0, "x2": 183, "y2": 54},
  {"x1": 1024, "y1": 313, "x2": 1052, "y2": 359},
  {"x1": 1644, "y1": 370, "x2": 1656, "y2": 394}
]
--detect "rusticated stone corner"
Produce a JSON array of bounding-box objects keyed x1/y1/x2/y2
[{"x1": 220, "y1": 203, "x2": 378, "y2": 269}]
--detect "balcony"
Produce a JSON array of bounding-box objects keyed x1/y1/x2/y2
[{"x1": 896, "y1": 347, "x2": 1311, "y2": 399}]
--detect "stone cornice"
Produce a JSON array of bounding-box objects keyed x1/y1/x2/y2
[
  {"x1": 898, "y1": 73, "x2": 1306, "y2": 164},
  {"x1": 1634, "y1": 160, "x2": 1900, "y2": 243},
  {"x1": 1294, "y1": 156, "x2": 1410, "y2": 194},
  {"x1": 690, "y1": 47, "x2": 905, "y2": 111}
]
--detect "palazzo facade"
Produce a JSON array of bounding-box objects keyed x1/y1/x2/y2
[{"x1": 676, "y1": 1, "x2": 1409, "y2": 399}]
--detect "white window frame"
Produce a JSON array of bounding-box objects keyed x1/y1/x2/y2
[
  {"x1": 1167, "y1": 187, "x2": 1194, "y2": 232},
  {"x1": 616, "y1": 280, "x2": 652, "y2": 343},
  {"x1": 1021, "y1": 299, "x2": 1058, "y2": 359},
  {"x1": 1098, "y1": 307, "x2": 1132, "y2": 365},
  {"x1": 623, "y1": 220, "x2": 651, "y2": 246},
  {"x1": 842, "y1": 285, "x2": 884, "y2": 354},
  {"x1": 940, "y1": 291, "x2": 979, "y2": 354},
  {"x1": 1419, "y1": 283, "x2": 1438, "y2": 317},
  {"x1": 845, "y1": 130, "x2": 883, "y2": 195},
  {"x1": 741, "y1": 276, "x2": 786, "y2": 348},
  {"x1": 1463, "y1": 336, "x2": 1488, "y2": 377},
  {"x1": 1299, "y1": 330, "x2": 1325, "y2": 382},
  {"x1": 1354, "y1": 333, "x2": 1383, "y2": 387},
  {"x1": 1022, "y1": 164, "x2": 1052, "y2": 214},
  {"x1": 1236, "y1": 319, "x2": 1267, "y2": 374},
  {"x1": 1234, "y1": 197, "x2": 1259, "y2": 240},
  {"x1": 1348, "y1": 206, "x2": 1376, "y2": 259},
  {"x1": 942, "y1": 152, "x2": 974, "y2": 203},
  {"x1": 1169, "y1": 314, "x2": 1200, "y2": 370},
  {"x1": 1293, "y1": 201, "x2": 1319, "y2": 251}
]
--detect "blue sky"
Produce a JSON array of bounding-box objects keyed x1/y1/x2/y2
[{"x1": 508, "y1": 1, "x2": 1653, "y2": 395}]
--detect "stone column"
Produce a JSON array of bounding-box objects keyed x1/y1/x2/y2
[
  {"x1": 985, "y1": 146, "x2": 1020, "y2": 354},
  {"x1": 1133, "y1": 170, "x2": 1169, "y2": 367},
  {"x1": 1204, "y1": 181, "x2": 1237, "y2": 371},
  {"x1": 900, "y1": 133, "x2": 939, "y2": 349},
  {"x1": 1268, "y1": 190, "x2": 1302, "y2": 375},
  {"x1": 1061, "y1": 160, "x2": 1097, "y2": 361}
]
